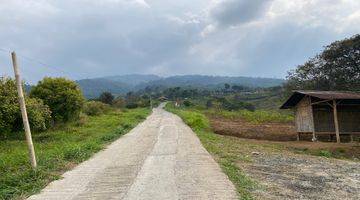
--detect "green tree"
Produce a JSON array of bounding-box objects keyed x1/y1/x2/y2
[
  {"x1": 99, "y1": 92, "x2": 114, "y2": 105},
  {"x1": 224, "y1": 83, "x2": 230, "y2": 90},
  {"x1": 0, "y1": 77, "x2": 19, "y2": 134},
  {"x1": 0, "y1": 77, "x2": 52, "y2": 136},
  {"x1": 30, "y1": 77, "x2": 85, "y2": 122},
  {"x1": 286, "y1": 34, "x2": 360, "y2": 93}
]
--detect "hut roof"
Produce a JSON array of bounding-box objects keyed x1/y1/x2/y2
[{"x1": 280, "y1": 90, "x2": 360, "y2": 109}]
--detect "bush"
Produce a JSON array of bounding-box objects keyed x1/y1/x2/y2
[
  {"x1": 125, "y1": 103, "x2": 138, "y2": 109},
  {"x1": 183, "y1": 100, "x2": 192, "y2": 107},
  {"x1": 219, "y1": 97, "x2": 255, "y2": 111},
  {"x1": 99, "y1": 92, "x2": 114, "y2": 105},
  {"x1": 0, "y1": 77, "x2": 18, "y2": 134},
  {"x1": 83, "y1": 101, "x2": 110, "y2": 116},
  {"x1": 24, "y1": 98, "x2": 52, "y2": 131},
  {"x1": 138, "y1": 99, "x2": 150, "y2": 107},
  {"x1": 0, "y1": 77, "x2": 52, "y2": 137},
  {"x1": 112, "y1": 97, "x2": 125, "y2": 108},
  {"x1": 30, "y1": 77, "x2": 85, "y2": 122}
]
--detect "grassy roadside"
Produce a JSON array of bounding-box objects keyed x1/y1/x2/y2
[
  {"x1": 165, "y1": 104, "x2": 257, "y2": 200},
  {"x1": 0, "y1": 108, "x2": 150, "y2": 200},
  {"x1": 205, "y1": 109, "x2": 293, "y2": 124}
]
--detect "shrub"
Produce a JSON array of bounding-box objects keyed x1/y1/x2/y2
[
  {"x1": 99, "y1": 92, "x2": 114, "y2": 105},
  {"x1": 0, "y1": 77, "x2": 52, "y2": 137},
  {"x1": 75, "y1": 113, "x2": 88, "y2": 126},
  {"x1": 112, "y1": 97, "x2": 125, "y2": 108},
  {"x1": 24, "y1": 98, "x2": 52, "y2": 131},
  {"x1": 126, "y1": 103, "x2": 138, "y2": 109},
  {"x1": 183, "y1": 100, "x2": 192, "y2": 107},
  {"x1": 317, "y1": 150, "x2": 332, "y2": 158},
  {"x1": 0, "y1": 77, "x2": 18, "y2": 134},
  {"x1": 137, "y1": 99, "x2": 150, "y2": 107},
  {"x1": 83, "y1": 101, "x2": 110, "y2": 116},
  {"x1": 30, "y1": 77, "x2": 85, "y2": 122}
]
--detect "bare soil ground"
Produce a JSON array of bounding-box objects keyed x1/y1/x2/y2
[
  {"x1": 241, "y1": 143, "x2": 360, "y2": 200},
  {"x1": 210, "y1": 116, "x2": 298, "y2": 141},
  {"x1": 208, "y1": 116, "x2": 360, "y2": 199}
]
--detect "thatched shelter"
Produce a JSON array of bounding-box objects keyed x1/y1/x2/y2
[{"x1": 280, "y1": 91, "x2": 360, "y2": 143}]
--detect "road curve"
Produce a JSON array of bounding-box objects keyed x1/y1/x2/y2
[{"x1": 28, "y1": 105, "x2": 238, "y2": 200}]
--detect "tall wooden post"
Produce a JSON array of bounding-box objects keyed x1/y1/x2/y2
[
  {"x1": 11, "y1": 52, "x2": 37, "y2": 169},
  {"x1": 150, "y1": 94, "x2": 153, "y2": 110},
  {"x1": 308, "y1": 97, "x2": 316, "y2": 142},
  {"x1": 332, "y1": 100, "x2": 340, "y2": 143}
]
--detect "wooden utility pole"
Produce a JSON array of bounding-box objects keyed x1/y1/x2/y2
[
  {"x1": 150, "y1": 94, "x2": 153, "y2": 110},
  {"x1": 332, "y1": 100, "x2": 340, "y2": 143},
  {"x1": 11, "y1": 51, "x2": 37, "y2": 169}
]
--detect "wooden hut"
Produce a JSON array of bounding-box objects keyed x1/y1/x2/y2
[
  {"x1": 280, "y1": 91, "x2": 360, "y2": 143},
  {"x1": 158, "y1": 96, "x2": 168, "y2": 102}
]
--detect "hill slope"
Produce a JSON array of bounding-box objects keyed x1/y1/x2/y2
[{"x1": 77, "y1": 74, "x2": 284, "y2": 98}]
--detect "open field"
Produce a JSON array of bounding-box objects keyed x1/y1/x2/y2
[
  {"x1": 209, "y1": 116, "x2": 296, "y2": 141},
  {"x1": 0, "y1": 108, "x2": 150, "y2": 200},
  {"x1": 166, "y1": 103, "x2": 360, "y2": 199}
]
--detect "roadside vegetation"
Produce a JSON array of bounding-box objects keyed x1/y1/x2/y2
[
  {"x1": 206, "y1": 109, "x2": 293, "y2": 124},
  {"x1": 0, "y1": 76, "x2": 151, "y2": 199}
]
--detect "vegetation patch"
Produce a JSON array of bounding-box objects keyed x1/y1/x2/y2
[
  {"x1": 206, "y1": 109, "x2": 293, "y2": 124},
  {"x1": 0, "y1": 108, "x2": 150, "y2": 200}
]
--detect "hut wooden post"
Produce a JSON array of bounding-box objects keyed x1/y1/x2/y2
[
  {"x1": 308, "y1": 97, "x2": 316, "y2": 142},
  {"x1": 332, "y1": 100, "x2": 341, "y2": 143}
]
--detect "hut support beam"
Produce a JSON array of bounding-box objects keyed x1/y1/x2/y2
[
  {"x1": 333, "y1": 100, "x2": 341, "y2": 143},
  {"x1": 308, "y1": 97, "x2": 316, "y2": 142}
]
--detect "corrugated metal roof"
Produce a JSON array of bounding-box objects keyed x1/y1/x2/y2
[
  {"x1": 280, "y1": 90, "x2": 360, "y2": 109},
  {"x1": 295, "y1": 90, "x2": 360, "y2": 99}
]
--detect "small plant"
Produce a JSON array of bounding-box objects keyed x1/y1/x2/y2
[{"x1": 317, "y1": 150, "x2": 332, "y2": 158}]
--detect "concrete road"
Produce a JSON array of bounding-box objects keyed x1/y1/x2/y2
[{"x1": 28, "y1": 105, "x2": 238, "y2": 200}]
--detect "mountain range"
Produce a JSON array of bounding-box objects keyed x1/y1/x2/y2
[{"x1": 76, "y1": 74, "x2": 284, "y2": 98}]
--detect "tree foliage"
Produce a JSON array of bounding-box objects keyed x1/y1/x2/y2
[
  {"x1": 0, "y1": 77, "x2": 52, "y2": 136},
  {"x1": 30, "y1": 77, "x2": 85, "y2": 122},
  {"x1": 285, "y1": 34, "x2": 360, "y2": 92}
]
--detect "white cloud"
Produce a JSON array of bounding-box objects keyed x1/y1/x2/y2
[{"x1": 0, "y1": 0, "x2": 359, "y2": 82}]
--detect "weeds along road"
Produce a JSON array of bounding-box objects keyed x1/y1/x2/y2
[{"x1": 28, "y1": 103, "x2": 237, "y2": 200}]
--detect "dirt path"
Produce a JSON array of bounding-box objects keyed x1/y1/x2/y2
[{"x1": 28, "y1": 105, "x2": 237, "y2": 200}]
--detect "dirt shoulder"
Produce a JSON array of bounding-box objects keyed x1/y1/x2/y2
[
  {"x1": 242, "y1": 144, "x2": 360, "y2": 200},
  {"x1": 216, "y1": 136, "x2": 360, "y2": 200}
]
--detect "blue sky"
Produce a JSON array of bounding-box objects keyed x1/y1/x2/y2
[{"x1": 0, "y1": 0, "x2": 360, "y2": 83}]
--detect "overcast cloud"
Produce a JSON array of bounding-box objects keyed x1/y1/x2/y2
[{"x1": 0, "y1": 0, "x2": 359, "y2": 83}]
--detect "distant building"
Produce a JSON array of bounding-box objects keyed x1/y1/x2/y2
[
  {"x1": 280, "y1": 91, "x2": 360, "y2": 143},
  {"x1": 158, "y1": 96, "x2": 168, "y2": 102}
]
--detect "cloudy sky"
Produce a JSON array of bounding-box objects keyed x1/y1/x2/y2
[{"x1": 0, "y1": 0, "x2": 360, "y2": 83}]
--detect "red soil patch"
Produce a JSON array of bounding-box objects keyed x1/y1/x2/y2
[{"x1": 209, "y1": 116, "x2": 298, "y2": 141}]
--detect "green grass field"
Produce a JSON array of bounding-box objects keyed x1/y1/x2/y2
[
  {"x1": 206, "y1": 109, "x2": 293, "y2": 124},
  {"x1": 0, "y1": 108, "x2": 150, "y2": 200},
  {"x1": 165, "y1": 104, "x2": 257, "y2": 200}
]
